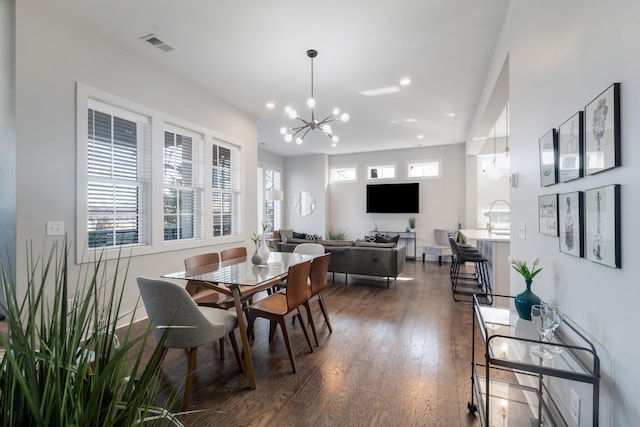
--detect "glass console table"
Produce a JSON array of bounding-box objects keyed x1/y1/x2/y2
[{"x1": 468, "y1": 294, "x2": 600, "y2": 426}]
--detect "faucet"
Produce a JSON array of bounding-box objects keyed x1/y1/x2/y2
[{"x1": 488, "y1": 199, "x2": 511, "y2": 232}]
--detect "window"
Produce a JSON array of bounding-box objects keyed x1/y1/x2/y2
[
  {"x1": 86, "y1": 100, "x2": 150, "y2": 249},
  {"x1": 330, "y1": 166, "x2": 358, "y2": 183},
  {"x1": 367, "y1": 164, "x2": 396, "y2": 180},
  {"x1": 257, "y1": 166, "x2": 282, "y2": 232},
  {"x1": 163, "y1": 126, "x2": 204, "y2": 241},
  {"x1": 407, "y1": 160, "x2": 442, "y2": 179},
  {"x1": 212, "y1": 142, "x2": 241, "y2": 237}
]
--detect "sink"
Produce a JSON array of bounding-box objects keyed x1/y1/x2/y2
[{"x1": 490, "y1": 230, "x2": 511, "y2": 235}]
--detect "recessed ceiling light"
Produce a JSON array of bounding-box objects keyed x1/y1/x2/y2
[
  {"x1": 266, "y1": 102, "x2": 275, "y2": 109},
  {"x1": 400, "y1": 77, "x2": 411, "y2": 86},
  {"x1": 403, "y1": 118, "x2": 417, "y2": 123},
  {"x1": 389, "y1": 120, "x2": 398, "y2": 124},
  {"x1": 360, "y1": 86, "x2": 400, "y2": 96},
  {"x1": 445, "y1": 112, "x2": 456, "y2": 117},
  {"x1": 417, "y1": 134, "x2": 425, "y2": 139}
]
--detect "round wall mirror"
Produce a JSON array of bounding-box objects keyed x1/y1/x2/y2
[{"x1": 294, "y1": 191, "x2": 316, "y2": 216}]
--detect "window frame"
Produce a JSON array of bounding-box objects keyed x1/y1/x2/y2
[
  {"x1": 406, "y1": 159, "x2": 442, "y2": 180},
  {"x1": 366, "y1": 163, "x2": 397, "y2": 181},
  {"x1": 329, "y1": 165, "x2": 359, "y2": 183},
  {"x1": 76, "y1": 83, "x2": 245, "y2": 263}
]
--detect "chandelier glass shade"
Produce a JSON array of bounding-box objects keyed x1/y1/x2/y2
[{"x1": 280, "y1": 49, "x2": 349, "y2": 146}]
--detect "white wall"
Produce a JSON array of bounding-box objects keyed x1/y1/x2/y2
[
  {"x1": 14, "y1": 1, "x2": 258, "y2": 321},
  {"x1": 328, "y1": 144, "x2": 466, "y2": 251},
  {"x1": 284, "y1": 154, "x2": 327, "y2": 236},
  {"x1": 473, "y1": 1, "x2": 640, "y2": 425}
]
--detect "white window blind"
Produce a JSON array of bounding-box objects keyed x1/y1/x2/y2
[
  {"x1": 163, "y1": 126, "x2": 204, "y2": 241},
  {"x1": 212, "y1": 141, "x2": 241, "y2": 237},
  {"x1": 86, "y1": 100, "x2": 150, "y2": 249}
]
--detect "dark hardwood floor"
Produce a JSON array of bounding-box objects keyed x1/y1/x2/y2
[{"x1": 130, "y1": 259, "x2": 482, "y2": 426}]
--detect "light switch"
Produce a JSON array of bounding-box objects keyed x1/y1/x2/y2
[
  {"x1": 46, "y1": 221, "x2": 65, "y2": 236},
  {"x1": 518, "y1": 222, "x2": 526, "y2": 240}
]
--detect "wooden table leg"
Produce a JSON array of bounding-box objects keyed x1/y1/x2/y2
[{"x1": 231, "y1": 286, "x2": 256, "y2": 389}]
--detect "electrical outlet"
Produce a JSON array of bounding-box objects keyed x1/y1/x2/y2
[
  {"x1": 570, "y1": 389, "x2": 580, "y2": 424},
  {"x1": 46, "y1": 221, "x2": 65, "y2": 236}
]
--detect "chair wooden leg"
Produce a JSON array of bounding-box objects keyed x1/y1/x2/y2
[
  {"x1": 183, "y1": 347, "x2": 197, "y2": 411},
  {"x1": 219, "y1": 337, "x2": 225, "y2": 360},
  {"x1": 269, "y1": 320, "x2": 278, "y2": 341},
  {"x1": 279, "y1": 318, "x2": 297, "y2": 373},
  {"x1": 304, "y1": 301, "x2": 319, "y2": 347},
  {"x1": 296, "y1": 308, "x2": 313, "y2": 353},
  {"x1": 317, "y1": 293, "x2": 333, "y2": 333},
  {"x1": 228, "y1": 330, "x2": 244, "y2": 372}
]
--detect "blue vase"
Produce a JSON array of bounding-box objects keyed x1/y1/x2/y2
[{"x1": 514, "y1": 279, "x2": 541, "y2": 320}]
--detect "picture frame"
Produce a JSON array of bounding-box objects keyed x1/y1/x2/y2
[
  {"x1": 585, "y1": 184, "x2": 621, "y2": 268},
  {"x1": 538, "y1": 194, "x2": 558, "y2": 236},
  {"x1": 558, "y1": 112, "x2": 584, "y2": 182},
  {"x1": 539, "y1": 129, "x2": 557, "y2": 187},
  {"x1": 584, "y1": 83, "x2": 621, "y2": 175},
  {"x1": 558, "y1": 192, "x2": 583, "y2": 257}
]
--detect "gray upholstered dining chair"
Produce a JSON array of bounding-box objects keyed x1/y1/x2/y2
[
  {"x1": 293, "y1": 243, "x2": 325, "y2": 255},
  {"x1": 136, "y1": 276, "x2": 243, "y2": 411}
]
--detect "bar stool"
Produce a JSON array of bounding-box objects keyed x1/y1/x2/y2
[{"x1": 448, "y1": 235, "x2": 493, "y2": 304}]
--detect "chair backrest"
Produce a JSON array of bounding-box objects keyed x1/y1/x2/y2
[
  {"x1": 136, "y1": 276, "x2": 229, "y2": 348},
  {"x1": 309, "y1": 253, "x2": 331, "y2": 296},
  {"x1": 293, "y1": 243, "x2": 325, "y2": 255},
  {"x1": 220, "y1": 246, "x2": 247, "y2": 262},
  {"x1": 434, "y1": 229, "x2": 450, "y2": 246},
  {"x1": 184, "y1": 252, "x2": 219, "y2": 271},
  {"x1": 284, "y1": 260, "x2": 312, "y2": 312}
]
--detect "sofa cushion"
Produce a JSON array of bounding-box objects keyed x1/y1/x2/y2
[
  {"x1": 287, "y1": 237, "x2": 311, "y2": 244},
  {"x1": 354, "y1": 239, "x2": 396, "y2": 248},
  {"x1": 374, "y1": 234, "x2": 400, "y2": 244},
  {"x1": 317, "y1": 239, "x2": 354, "y2": 247}
]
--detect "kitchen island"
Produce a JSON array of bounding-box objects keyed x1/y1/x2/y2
[{"x1": 459, "y1": 229, "x2": 510, "y2": 305}]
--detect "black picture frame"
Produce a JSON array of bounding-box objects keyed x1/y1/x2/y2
[
  {"x1": 584, "y1": 83, "x2": 621, "y2": 175},
  {"x1": 538, "y1": 194, "x2": 558, "y2": 236},
  {"x1": 558, "y1": 191, "x2": 584, "y2": 257},
  {"x1": 558, "y1": 112, "x2": 584, "y2": 182},
  {"x1": 585, "y1": 184, "x2": 620, "y2": 268},
  {"x1": 539, "y1": 129, "x2": 557, "y2": 187}
]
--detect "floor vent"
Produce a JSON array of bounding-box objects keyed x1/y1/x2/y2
[{"x1": 140, "y1": 34, "x2": 175, "y2": 52}]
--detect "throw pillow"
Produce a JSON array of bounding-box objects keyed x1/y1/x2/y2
[
  {"x1": 374, "y1": 234, "x2": 400, "y2": 244},
  {"x1": 305, "y1": 233, "x2": 319, "y2": 240},
  {"x1": 292, "y1": 231, "x2": 307, "y2": 239},
  {"x1": 364, "y1": 235, "x2": 376, "y2": 242}
]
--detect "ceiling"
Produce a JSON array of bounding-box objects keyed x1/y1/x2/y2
[{"x1": 39, "y1": 0, "x2": 510, "y2": 157}]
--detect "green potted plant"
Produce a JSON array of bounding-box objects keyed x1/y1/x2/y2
[
  {"x1": 408, "y1": 216, "x2": 417, "y2": 230},
  {"x1": 0, "y1": 240, "x2": 181, "y2": 426},
  {"x1": 326, "y1": 227, "x2": 350, "y2": 241}
]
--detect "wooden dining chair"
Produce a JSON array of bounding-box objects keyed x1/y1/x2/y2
[
  {"x1": 306, "y1": 253, "x2": 332, "y2": 346},
  {"x1": 246, "y1": 260, "x2": 314, "y2": 373},
  {"x1": 220, "y1": 246, "x2": 247, "y2": 262},
  {"x1": 184, "y1": 253, "x2": 237, "y2": 360},
  {"x1": 136, "y1": 276, "x2": 243, "y2": 411}
]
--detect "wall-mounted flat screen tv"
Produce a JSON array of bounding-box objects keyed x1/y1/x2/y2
[{"x1": 366, "y1": 183, "x2": 419, "y2": 213}]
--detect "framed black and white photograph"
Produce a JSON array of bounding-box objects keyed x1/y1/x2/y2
[
  {"x1": 538, "y1": 194, "x2": 558, "y2": 236},
  {"x1": 558, "y1": 192, "x2": 583, "y2": 257},
  {"x1": 558, "y1": 112, "x2": 583, "y2": 182},
  {"x1": 585, "y1": 184, "x2": 620, "y2": 268},
  {"x1": 539, "y1": 129, "x2": 557, "y2": 187},
  {"x1": 585, "y1": 83, "x2": 621, "y2": 175}
]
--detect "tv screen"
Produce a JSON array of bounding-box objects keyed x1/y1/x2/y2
[{"x1": 366, "y1": 183, "x2": 419, "y2": 213}]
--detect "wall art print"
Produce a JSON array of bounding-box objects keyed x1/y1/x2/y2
[
  {"x1": 558, "y1": 112, "x2": 584, "y2": 182},
  {"x1": 539, "y1": 129, "x2": 557, "y2": 187},
  {"x1": 558, "y1": 191, "x2": 583, "y2": 257},
  {"x1": 585, "y1": 184, "x2": 620, "y2": 268},
  {"x1": 538, "y1": 194, "x2": 558, "y2": 237},
  {"x1": 584, "y1": 83, "x2": 621, "y2": 175}
]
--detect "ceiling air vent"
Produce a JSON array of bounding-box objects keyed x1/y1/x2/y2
[{"x1": 140, "y1": 34, "x2": 175, "y2": 52}]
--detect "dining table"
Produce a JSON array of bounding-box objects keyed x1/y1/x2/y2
[{"x1": 163, "y1": 251, "x2": 314, "y2": 390}]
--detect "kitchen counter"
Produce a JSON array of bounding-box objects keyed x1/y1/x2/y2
[{"x1": 460, "y1": 229, "x2": 511, "y2": 305}]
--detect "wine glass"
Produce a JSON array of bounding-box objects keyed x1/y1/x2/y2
[
  {"x1": 530, "y1": 304, "x2": 557, "y2": 359},
  {"x1": 543, "y1": 302, "x2": 564, "y2": 353}
]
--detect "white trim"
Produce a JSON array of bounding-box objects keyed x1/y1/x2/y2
[
  {"x1": 366, "y1": 163, "x2": 397, "y2": 181},
  {"x1": 406, "y1": 159, "x2": 442, "y2": 180},
  {"x1": 329, "y1": 165, "x2": 359, "y2": 183}
]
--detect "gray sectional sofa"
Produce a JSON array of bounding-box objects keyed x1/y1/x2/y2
[{"x1": 277, "y1": 238, "x2": 406, "y2": 288}]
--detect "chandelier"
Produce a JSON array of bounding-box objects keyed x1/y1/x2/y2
[{"x1": 280, "y1": 49, "x2": 349, "y2": 146}]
